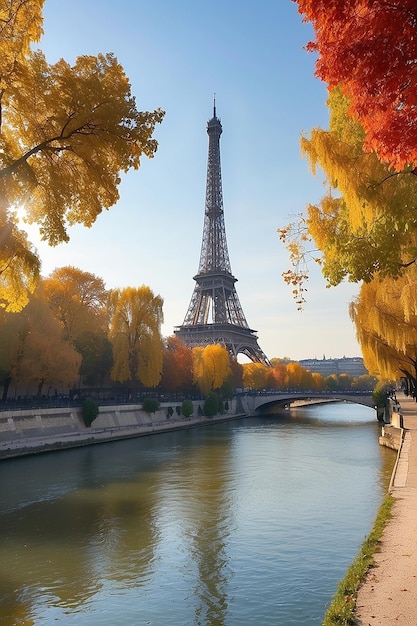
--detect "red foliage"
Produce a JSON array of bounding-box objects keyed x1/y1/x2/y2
[{"x1": 294, "y1": 0, "x2": 417, "y2": 170}]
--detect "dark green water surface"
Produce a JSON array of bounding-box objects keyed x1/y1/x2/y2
[{"x1": 0, "y1": 403, "x2": 395, "y2": 625}]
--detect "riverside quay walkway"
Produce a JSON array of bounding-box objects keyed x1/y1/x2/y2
[{"x1": 355, "y1": 392, "x2": 417, "y2": 626}]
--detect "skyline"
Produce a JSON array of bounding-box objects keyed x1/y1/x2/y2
[{"x1": 22, "y1": 1, "x2": 362, "y2": 361}]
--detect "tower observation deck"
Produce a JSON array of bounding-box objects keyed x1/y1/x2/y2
[{"x1": 174, "y1": 103, "x2": 269, "y2": 366}]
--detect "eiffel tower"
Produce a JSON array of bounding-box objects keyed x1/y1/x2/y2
[{"x1": 174, "y1": 101, "x2": 270, "y2": 366}]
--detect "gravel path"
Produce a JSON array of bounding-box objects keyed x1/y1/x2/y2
[{"x1": 355, "y1": 393, "x2": 417, "y2": 626}]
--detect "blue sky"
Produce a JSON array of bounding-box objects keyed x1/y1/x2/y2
[{"x1": 26, "y1": 0, "x2": 361, "y2": 361}]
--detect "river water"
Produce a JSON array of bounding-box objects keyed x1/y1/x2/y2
[{"x1": 0, "y1": 402, "x2": 395, "y2": 626}]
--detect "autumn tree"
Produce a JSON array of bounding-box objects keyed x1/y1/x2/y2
[
  {"x1": 311, "y1": 371, "x2": 326, "y2": 392},
  {"x1": 0, "y1": 307, "x2": 23, "y2": 399},
  {"x1": 229, "y1": 358, "x2": 243, "y2": 393},
  {"x1": 109, "y1": 286, "x2": 164, "y2": 388},
  {"x1": 0, "y1": 0, "x2": 164, "y2": 311},
  {"x1": 4, "y1": 289, "x2": 81, "y2": 398},
  {"x1": 294, "y1": 0, "x2": 417, "y2": 171},
  {"x1": 286, "y1": 361, "x2": 306, "y2": 389},
  {"x1": 43, "y1": 267, "x2": 109, "y2": 340},
  {"x1": 42, "y1": 267, "x2": 112, "y2": 385},
  {"x1": 349, "y1": 272, "x2": 417, "y2": 390},
  {"x1": 192, "y1": 344, "x2": 232, "y2": 397},
  {"x1": 0, "y1": 218, "x2": 40, "y2": 312},
  {"x1": 241, "y1": 362, "x2": 269, "y2": 391},
  {"x1": 267, "y1": 362, "x2": 289, "y2": 390},
  {"x1": 75, "y1": 330, "x2": 113, "y2": 387},
  {"x1": 279, "y1": 88, "x2": 417, "y2": 305},
  {"x1": 161, "y1": 336, "x2": 193, "y2": 393}
]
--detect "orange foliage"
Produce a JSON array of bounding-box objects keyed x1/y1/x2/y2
[
  {"x1": 242, "y1": 362, "x2": 269, "y2": 390},
  {"x1": 294, "y1": 0, "x2": 417, "y2": 170},
  {"x1": 268, "y1": 363, "x2": 289, "y2": 390},
  {"x1": 161, "y1": 336, "x2": 193, "y2": 392}
]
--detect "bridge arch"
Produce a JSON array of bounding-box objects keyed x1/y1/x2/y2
[{"x1": 237, "y1": 391, "x2": 376, "y2": 416}]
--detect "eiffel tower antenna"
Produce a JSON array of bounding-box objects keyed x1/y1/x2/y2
[{"x1": 174, "y1": 103, "x2": 270, "y2": 366}]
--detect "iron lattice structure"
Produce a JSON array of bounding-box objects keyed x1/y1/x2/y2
[{"x1": 174, "y1": 104, "x2": 270, "y2": 366}]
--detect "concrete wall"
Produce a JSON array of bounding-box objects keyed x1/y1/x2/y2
[{"x1": 0, "y1": 399, "x2": 240, "y2": 459}]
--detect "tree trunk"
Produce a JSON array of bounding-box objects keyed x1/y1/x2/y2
[
  {"x1": 36, "y1": 379, "x2": 44, "y2": 400},
  {"x1": 1, "y1": 376, "x2": 11, "y2": 401}
]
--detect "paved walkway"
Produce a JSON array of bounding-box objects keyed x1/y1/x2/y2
[{"x1": 355, "y1": 393, "x2": 417, "y2": 625}]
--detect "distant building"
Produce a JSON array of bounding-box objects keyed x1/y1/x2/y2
[{"x1": 298, "y1": 357, "x2": 368, "y2": 378}]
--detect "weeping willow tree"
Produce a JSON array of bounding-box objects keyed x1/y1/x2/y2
[
  {"x1": 109, "y1": 286, "x2": 164, "y2": 388},
  {"x1": 192, "y1": 344, "x2": 232, "y2": 397},
  {"x1": 349, "y1": 269, "x2": 417, "y2": 392},
  {"x1": 279, "y1": 88, "x2": 417, "y2": 307}
]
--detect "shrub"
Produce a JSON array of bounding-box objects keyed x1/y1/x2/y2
[
  {"x1": 167, "y1": 406, "x2": 174, "y2": 418},
  {"x1": 142, "y1": 397, "x2": 160, "y2": 413},
  {"x1": 204, "y1": 392, "x2": 219, "y2": 417},
  {"x1": 81, "y1": 397, "x2": 99, "y2": 427},
  {"x1": 181, "y1": 399, "x2": 194, "y2": 418}
]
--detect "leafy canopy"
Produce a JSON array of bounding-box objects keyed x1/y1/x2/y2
[
  {"x1": 0, "y1": 0, "x2": 164, "y2": 311},
  {"x1": 2, "y1": 50, "x2": 164, "y2": 245},
  {"x1": 192, "y1": 344, "x2": 232, "y2": 396},
  {"x1": 279, "y1": 88, "x2": 417, "y2": 305},
  {"x1": 350, "y1": 269, "x2": 417, "y2": 384},
  {"x1": 294, "y1": 0, "x2": 417, "y2": 171},
  {"x1": 109, "y1": 286, "x2": 164, "y2": 388}
]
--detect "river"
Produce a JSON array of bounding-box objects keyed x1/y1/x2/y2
[{"x1": 0, "y1": 402, "x2": 395, "y2": 625}]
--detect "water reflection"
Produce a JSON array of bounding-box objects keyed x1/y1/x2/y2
[{"x1": 0, "y1": 406, "x2": 395, "y2": 626}]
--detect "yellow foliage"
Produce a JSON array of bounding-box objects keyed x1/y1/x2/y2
[
  {"x1": 242, "y1": 362, "x2": 269, "y2": 390},
  {"x1": 0, "y1": 290, "x2": 82, "y2": 395},
  {"x1": 350, "y1": 271, "x2": 417, "y2": 381},
  {"x1": 0, "y1": 209, "x2": 40, "y2": 311},
  {"x1": 109, "y1": 286, "x2": 164, "y2": 387},
  {"x1": 42, "y1": 266, "x2": 108, "y2": 342},
  {"x1": 0, "y1": 1, "x2": 164, "y2": 311},
  {"x1": 280, "y1": 86, "x2": 417, "y2": 304},
  {"x1": 3, "y1": 51, "x2": 164, "y2": 245},
  {"x1": 0, "y1": 0, "x2": 44, "y2": 85},
  {"x1": 192, "y1": 344, "x2": 232, "y2": 396}
]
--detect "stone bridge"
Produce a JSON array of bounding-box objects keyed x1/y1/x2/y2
[{"x1": 237, "y1": 390, "x2": 376, "y2": 416}]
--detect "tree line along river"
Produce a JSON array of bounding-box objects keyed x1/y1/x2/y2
[{"x1": 0, "y1": 401, "x2": 395, "y2": 625}]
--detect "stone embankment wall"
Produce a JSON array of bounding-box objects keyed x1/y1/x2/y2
[
  {"x1": 0, "y1": 399, "x2": 240, "y2": 459},
  {"x1": 379, "y1": 399, "x2": 404, "y2": 451}
]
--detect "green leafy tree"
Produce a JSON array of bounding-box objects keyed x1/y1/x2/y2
[
  {"x1": 181, "y1": 399, "x2": 194, "y2": 418},
  {"x1": 81, "y1": 397, "x2": 99, "y2": 427},
  {"x1": 203, "y1": 392, "x2": 219, "y2": 417},
  {"x1": 75, "y1": 331, "x2": 113, "y2": 386},
  {"x1": 142, "y1": 397, "x2": 159, "y2": 413}
]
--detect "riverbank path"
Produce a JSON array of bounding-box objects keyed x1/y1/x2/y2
[{"x1": 355, "y1": 392, "x2": 417, "y2": 626}]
